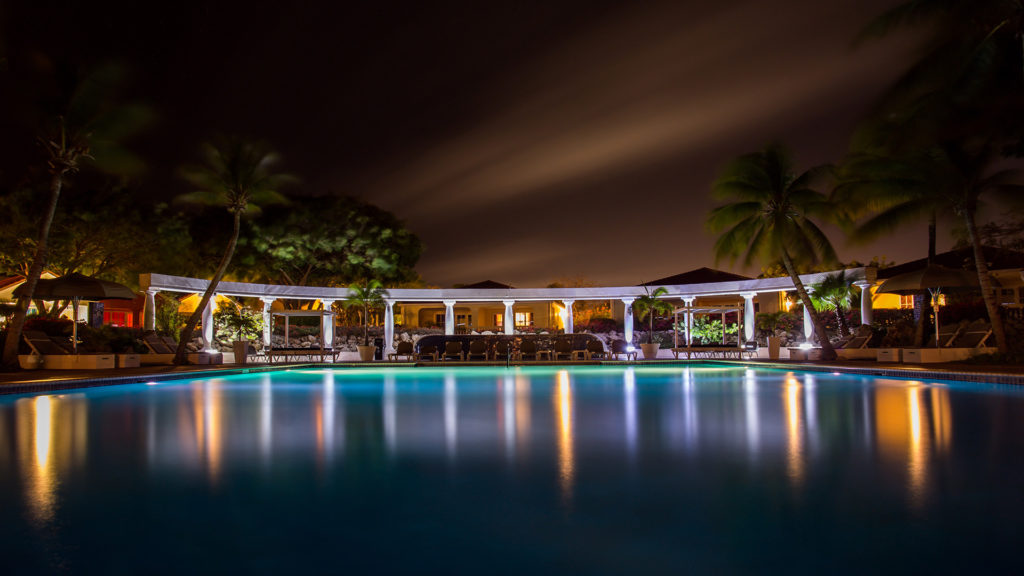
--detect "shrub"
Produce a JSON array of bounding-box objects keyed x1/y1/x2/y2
[{"x1": 24, "y1": 317, "x2": 74, "y2": 336}]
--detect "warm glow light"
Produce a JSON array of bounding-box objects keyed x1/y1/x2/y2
[
  {"x1": 784, "y1": 375, "x2": 804, "y2": 485},
  {"x1": 554, "y1": 370, "x2": 575, "y2": 504}
]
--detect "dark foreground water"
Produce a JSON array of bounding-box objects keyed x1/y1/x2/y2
[{"x1": 1, "y1": 365, "x2": 1023, "y2": 574}]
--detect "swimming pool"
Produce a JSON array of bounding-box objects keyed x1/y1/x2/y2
[{"x1": 2, "y1": 365, "x2": 1022, "y2": 574}]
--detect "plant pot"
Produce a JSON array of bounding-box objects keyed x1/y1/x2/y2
[
  {"x1": 232, "y1": 340, "x2": 249, "y2": 365},
  {"x1": 357, "y1": 344, "x2": 376, "y2": 362},
  {"x1": 767, "y1": 336, "x2": 781, "y2": 360},
  {"x1": 640, "y1": 343, "x2": 660, "y2": 360}
]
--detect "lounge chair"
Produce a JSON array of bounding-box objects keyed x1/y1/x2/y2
[
  {"x1": 903, "y1": 320, "x2": 993, "y2": 363},
  {"x1": 442, "y1": 341, "x2": 465, "y2": 361},
  {"x1": 585, "y1": 340, "x2": 608, "y2": 360},
  {"x1": 553, "y1": 339, "x2": 573, "y2": 361},
  {"x1": 610, "y1": 340, "x2": 637, "y2": 361},
  {"x1": 23, "y1": 330, "x2": 115, "y2": 369},
  {"x1": 834, "y1": 326, "x2": 877, "y2": 361},
  {"x1": 493, "y1": 340, "x2": 513, "y2": 361},
  {"x1": 417, "y1": 344, "x2": 439, "y2": 362},
  {"x1": 389, "y1": 341, "x2": 415, "y2": 361},
  {"x1": 519, "y1": 339, "x2": 539, "y2": 361},
  {"x1": 466, "y1": 340, "x2": 489, "y2": 361}
]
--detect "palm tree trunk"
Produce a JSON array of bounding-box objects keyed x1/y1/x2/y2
[
  {"x1": 964, "y1": 210, "x2": 1008, "y2": 354},
  {"x1": 835, "y1": 307, "x2": 849, "y2": 336},
  {"x1": 2, "y1": 171, "x2": 66, "y2": 369},
  {"x1": 781, "y1": 250, "x2": 836, "y2": 360},
  {"x1": 914, "y1": 212, "x2": 938, "y2": 347},
  {"x1": 174, "y1": 211, "x2": 242, "y2": 364}
]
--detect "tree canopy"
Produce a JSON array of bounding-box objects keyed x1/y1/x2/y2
[{"x1": 236, "y1": 195, "x2": 421, "y2": 287}]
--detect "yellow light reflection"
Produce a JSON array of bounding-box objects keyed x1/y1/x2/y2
[
  {"x1": 874, "y1": 382, "x2": 952, "y2": 507},
  {"x1": 784, "y1": 374, "x2": 804, "y2": 486},
  {"x1": 192, "y1": 381, "x2": 223, "y2": 483},
  {"x1": 554, "y1": 370, "x2": 575, "y2": 504},
  {"x1": 16, "y1": 394, "x2": 88, "y2": 526}
]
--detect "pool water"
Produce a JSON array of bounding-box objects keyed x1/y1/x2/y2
[{"x1": 2, "y1": 365, "x2": 1023, "y2": 574}]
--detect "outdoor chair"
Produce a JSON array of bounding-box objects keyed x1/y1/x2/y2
[
  {"x1": 144, "y1": 334, "x2": 176, "y2": 354},
  {"x1": 23, "y1": 330, "x2": 71, "y2": 356},
  {"x1": 585, "y1": 340, "x2": 607, "y2": 360},
  {"x1": 928, "y1": 324, "x2": 962, "y2": 348},
  {"x1": 519, "y1": 339, "x2": 539, "y2": 361},
  {"x1": 949, "y1": 321, "x2": 992, "y2": 349},
  {"x1": 416, "y1": 344, "x2": 439, "y2": 362},
  {"x1": 389, "y1": 341, "x2": 415, "y2": 361},
  {"x1": 442, "y1": 341, "x2": 465, "y2": 361},
  {"x1": 493, "y1": 340, "x2": 513, "y2": 361},
  {"x1": 466, "y1": 340, "x2": 489, "y2": 360},
  {"x1": 553, "y1": 339, "x2": 573, "y2": 361},
  {"x1": 610, "y1": 339, "x2": 637, "y2": 361}
]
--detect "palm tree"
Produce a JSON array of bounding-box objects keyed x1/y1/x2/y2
[
  {"x1": 810, "y1": 271, "x2": 854, "y2": 337},
  {"x1": 836, "y1": 142, "x2": 1023, "y2": 354},
  {"x1": 707, "y1": 142, "x2": 839, "y2": 360},
  {"x1": 344, "y1": 280, "x2": 387, "y2": 346},
  {"x1": 2, "y1": 64, "x2": 151, "y2": 369},
  {"x1": 173, "y1": 137, "x2": 293, "y2": 364},
  {"x1": 633, "y1": 286, "x2": 674, "y2": 344}
]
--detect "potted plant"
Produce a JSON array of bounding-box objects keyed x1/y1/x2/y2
[
  {"x1": 214, "y1": 301, "x2": 263, "y2": 364},
  {"x1": 345, "y1": 279, "x2": 387, "y2": 362},
  {"x1": 757, "y1": 311, "x2": 786, "y2": 360},
  {"x1": 634, "y1": 286, "x2": 674, "y2": 359}
]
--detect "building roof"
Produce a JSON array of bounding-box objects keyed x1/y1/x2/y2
[
  {"x1": 455, "y1": 280, "x2": 514, "y2": 289},
  {"x1": 642, "y1": 267, "x2": 752, "y2": 286},
  {"x1": 877, "y1": 246, "x2": 1024, "y2": 279}
]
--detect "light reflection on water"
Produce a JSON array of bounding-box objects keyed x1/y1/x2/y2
[{"x1": 0, "y1": 366, "x2": 1012, "y2": 537}]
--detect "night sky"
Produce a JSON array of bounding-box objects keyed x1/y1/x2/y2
[{"x1": 2, "y1": 0, "x2": 949, "y2": 287}]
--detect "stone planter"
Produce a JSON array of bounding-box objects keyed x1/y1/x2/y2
[
  {"x1": 232, "y1": 340, "x2": 249, "y2": 365},
  {"x1": 767, "y1": 337, "x2": 782, "y2": 360},
  {"x1": 116, "y1": 354, "x2": 141, "y2": 368},
  {"x1": 357, "y1": 344, "x2": 376, "y2": 362},
  {"x1": 640, "y1": 342, "x2": 660, "y2": 360}
]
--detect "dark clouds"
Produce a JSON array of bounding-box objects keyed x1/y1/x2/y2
[{"x1": 1, "y1": 0, "x2": 941, "y2": 287}]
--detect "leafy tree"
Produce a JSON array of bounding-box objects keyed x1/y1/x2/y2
[
  {"x1": 707, "y1": 143, "x2": 839, "y2": 359},
  {"x1": 344, "y1": 280, "x2": 387, "y2": 346},
  {"x1": 213, "y1": 299, "x2": 263, "y2": 343},
  {"x1": 1, "y1": 63, "x2": 151, "y2": 369},
  {"x1": 687, "y1": 315, "x2": 739, "y2": 345},
  {"x1": 172, "y1": 137, "x2": 294, "y2": 364},
  {"x1": 810, "y1": 271, "x2": 854, "y2": 336},
  {"x1": 238, "y1": 195, "x2": 421, "y2": 287},
  {"x1": 633, "y1": 286, "x2": 673, "y2": 344}
]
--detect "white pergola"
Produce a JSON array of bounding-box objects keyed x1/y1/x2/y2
[{"x1": 140, "y1": 267, "x2": 877, "y2": 354}]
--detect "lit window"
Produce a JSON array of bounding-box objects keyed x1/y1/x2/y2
[
  {"x1": 899, "y1": 295, "x2": 915, "y2": 309},
  {"x1": 515, "y1": 312, "x2": 534, "y2": 327},
  {"x1": 494, "y1": 313, "x2": 503, "y2": 327}
]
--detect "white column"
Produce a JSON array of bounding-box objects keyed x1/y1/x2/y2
[
  {"x1": 622, "y1": 298, "x2": 635, "y2": 350},
  {"x1": 261, "y1": 298, "x2": 275, "y2": 349},
  {"x1": 443, "y1": 300, "x2": 456, "y2": 336},
  {"x1": 803, "y1": 301, "x2": 814, "y2": 343},
  {"x1": 673, "y1": 311, "x2": 679, "y2": 348},
  {"x1": 854, "y1": 281, "x2": 874, "y2": 326},
  {"x1": 563, "y1": 300, "x2": 575, "y2": 334},
  {"x1": 384, "y1": 300, "x2": 395, "y2": 354},
  {"x1": 683, "y1": 297, "x2": 694, "y2": 346},
  {"x1": 321, "y1": 299, "x2": 335, "y2": 349},
  {"x1": 743, "y1": 292, "x2": 756, "y2": 342},
  {"x1": 144, "y1": 290, "x2": 158, "y2": 331},
  {"x1": 503, "y1": 300, "x2": 515, "y2": 335},
  {"x1": 202, "y1": 296, "x2": 216, "y2": 352}
]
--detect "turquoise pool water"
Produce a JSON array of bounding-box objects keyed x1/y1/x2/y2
[{"x1": 1, "y1": 365, "x2": 1023, "y2": 574}]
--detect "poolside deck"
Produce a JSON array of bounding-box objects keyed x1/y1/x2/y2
[{"x1": 2, "y1": 356, "x2": 1022, "y2": 395}]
